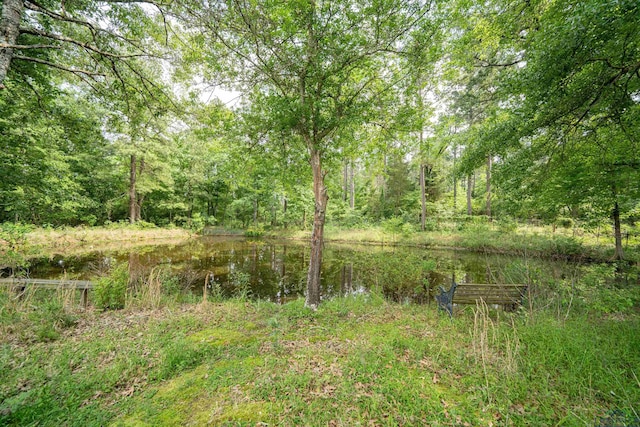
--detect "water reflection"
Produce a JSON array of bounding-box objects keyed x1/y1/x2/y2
[{"x1": 28, "y1": 236, "x2": 577, "y2": 303}]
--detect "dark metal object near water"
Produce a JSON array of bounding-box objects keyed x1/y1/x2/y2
[{"x1": 435, "y1": 281, "x2": 458, "y2": 317}]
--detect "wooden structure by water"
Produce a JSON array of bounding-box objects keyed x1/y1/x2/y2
[
  {"x1": 453, "y1": 283, "x2": 528, "y2": 306},
  {"x1": 436, "y1": 282, "x2": 528, "y2": 316},
  {"x1": 0, "y1": 278, "x2": 94, "y2": 308}
]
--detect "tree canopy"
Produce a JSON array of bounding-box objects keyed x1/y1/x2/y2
[{"x1": 1, "y1": 0, "x2": 639, "y2": 285}]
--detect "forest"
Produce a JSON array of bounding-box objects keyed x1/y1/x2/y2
[
  {"x1": 0, "y1": 0, "x2": 639, "y2": 425},
  {"x1": 1, "y1": 0, "x2": 637, "y2": 241}
]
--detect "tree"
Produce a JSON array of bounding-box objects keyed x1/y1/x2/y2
[
  {"x1": 0, "y1": 0, "x2": 170, "y2": 98},
  {"x1": 178, "y1": 0, "x2": 439, "y2": 308},
  {"x1": 165, "y1": 100, "x2": 234, "y2": 226},
  {"x1": 452, "y1": 0, "x2": 640, "y2": 259},
  {"x1": 1, "y1": 0, "x2": 181, "y2": 225},
  {"x1": 0, "y1": 82, "x2": 121, "y2": 224}
]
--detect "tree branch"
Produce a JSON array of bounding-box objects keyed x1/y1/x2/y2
[
  {"x1": 19, "y1": 28, "x2": 152, "y2": 59},
  {"x1": 0, "y1": 43, "x2": 62, "y2": 50},
  {"x1": 24, "y1": 0, "x2": 98, "y2": 37},
  {"x1": 473, "y1": 54, "x2": 524, "y2": 68},
  {"x1": 12, "y1": 55, "x2": 105, "y2": 78},
  {"x1": 24, "y1": 0, "x2": 147, "y2": 51}
]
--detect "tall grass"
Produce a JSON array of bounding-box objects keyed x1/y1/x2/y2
[
  {"x1": 1, "y1": 290, "x2": 638, "y2": 426},
  {"x1": 295, "y1": 221, "x2": 639, "y2": 262},
  {"x1": 1, "y1": 245, "x2": 638, "y2": 426}
]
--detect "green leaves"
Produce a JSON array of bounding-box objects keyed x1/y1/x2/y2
[{"x1": 449, "y1": 0, "x2": 640, "y2": 232}]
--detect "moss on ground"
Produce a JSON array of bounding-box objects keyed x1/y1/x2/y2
[{"x1": 1, "y1": 295, "x2": 638, "y2": 426}]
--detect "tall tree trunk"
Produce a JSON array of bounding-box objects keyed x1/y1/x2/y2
[
  {"x1": 135, "y1": 157, "x2": 145, "y2": 221},
  {"x1": 253, "y1": 197, "x2": 258, "y2": 225},
  {"x1": 452, "y1": 145, "x2": 457, "y2": 211},
  {"x1": 486, "y1": 155, "x2": 492, "y2": 220},
  {"x1": 0, "y1": 0, "x2": 23, "y2": 87},
  {"x1": 282, "y1": 195, "x2": 287, "y2": 228},
  {"x1": 306, "y1": 148, "x2": 328, "y2": 309},
  {"x1": 343, "y1": 160, "x2": 348, "y2": 202},
  {"x1": 272, "y1": 202, "x2": 276, "y2": 226},
  {"x1": 187, "y1": 184, "x2": 193, "y2": 219},
  {"x1": 349, "y1": 160, "x2": 355, "y2": 209},
  {"x1": 420, "y1": 163, "x2": 427, "y2": 231},
  {"x1": 612, "y1": 201, "x2": 625, "y2": 261},
  {"x1": 380, "y1": 154, "x2": 387, "y2": 217},
  {"x1": 466, "y1": 174, "x2": 472, "y2": 215},
  {"x1": 129, "y1": 154, "x2": 137, "y2": 224},
  {"x1": 136, "y1": 194, "x2": 145, "y2": 221},
  {"x1": 419, "y1": 124, "x2": 427, "y2": 230}
]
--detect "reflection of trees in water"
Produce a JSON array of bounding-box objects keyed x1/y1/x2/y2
[{"x1": 28, "y1": 237, "x2": 574, "y2": 303}]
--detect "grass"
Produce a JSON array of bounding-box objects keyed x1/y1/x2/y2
[
  {"x1": 22, "y1": 225, "x2": 193, "y2": 258},
  {"x1": 1, "y1": 223, "x2": 638, "y2": 424},
  {"x1": 1, "y1": 288, "x2": 638, "y2": 426},
  {"x1": 273, "y1": 222, "x2": 639, "y2": 263},
  {"x1": 4, "y1": 220, "x2": 636, "y2": 264}
]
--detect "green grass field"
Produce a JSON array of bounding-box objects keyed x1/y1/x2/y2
[{"x1": 1, "y1": 290, "x2": 638, "y2": 426}]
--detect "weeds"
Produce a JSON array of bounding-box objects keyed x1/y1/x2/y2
[
  {"x1": 203, "y1": 272, "x2": 223, "y2": 302},
  {"x1": 0, "y1": 223, "x2": 34, "y2": 275},
  {"x1": 0, "y1": 286, "x2": 79, "y2": 344},
  {"x1": 0, "y1": 294, "x2": 638, "y2": 426},
  {"x1": 1, "y1": 225, "x2": 639, "y2": 425},
  {"x1": 230, "y1": 270, "x2": 252, "y2": 300},
  {"x1": 94, "y1": 263, "x2": 129, "y2": 310}
]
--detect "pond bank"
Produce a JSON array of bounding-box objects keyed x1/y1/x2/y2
[
  {"x1": 268, "y1": 226, "x2": 639, "y2": 264},
  {"x1": 22, "y1": 226, "x2": 194, "y2": 258},
  {"x1": 1, "y1": 296, "x2": 638, "y2": 426},
  {"x1": 12, "y1": 225, "x2": 638, "y2": 266}
]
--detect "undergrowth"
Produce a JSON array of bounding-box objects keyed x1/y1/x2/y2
[{"x1": 0, "y1": 287, "x2": 638, "y2": 426}]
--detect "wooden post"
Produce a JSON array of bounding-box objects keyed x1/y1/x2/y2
[{"x1": 81, "y1": 288, "x2": 88, "y2": 308}]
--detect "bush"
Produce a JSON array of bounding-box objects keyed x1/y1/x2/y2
[
  {"x1": 134, "y1": 220, "x2": 157, "y2": 229},
  {"x1": 0, "y1": 222, "x2": 34, "y2": 272},
  {"x1": 400, "y1": 222, "x2": 415, "y2": 236},
  {"x1": 555, "y1": 217, "x2": 574, "y2": 229},
  {"x1": 229, "y1": 270, "x2": 252, "y2": 300},
  {"x1": 381, "y1": 217, "x2": 405, "y2": 240},
  {"x1": 187, "y1": 213, "x2": 205, "y2": 232},
  {"x1": 245, "y1": 226, "x2": 264, "y2": 238},
  {"x1": 577, "y1": 264, "x2": 638, "y2": 314},
  {"x1": 94, "y1": 263, "x2": 129, "y2": 310},
  {"x1": 456, "y1": 215, "x2": 491, "y2": 232},
  {"x1": 496, "y1": 217, "x2": 518, "y2": 233},
  {"x1": 423, "y1": 219, "x2": 438, "y2": 231}
]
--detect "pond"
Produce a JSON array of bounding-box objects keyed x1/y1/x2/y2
[{"x1": 27, "y1": 236, "x2": 580, "y2": 304}]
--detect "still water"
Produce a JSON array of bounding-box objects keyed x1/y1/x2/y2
[{"x1": 28, "y1": 236, "x2": 577, "y2": 303}]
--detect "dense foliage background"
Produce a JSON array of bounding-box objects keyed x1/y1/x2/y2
[{"x1": 0, "y1": 0, "x2": 637, "y2": 254}]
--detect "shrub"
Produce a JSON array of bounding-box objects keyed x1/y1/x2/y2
[
  {"x1": 188, "y1": 213, "x2": 205, "y2": 232},
  {"x1": 555, "y1": 217, "x2": 574, "y2": 229},
  {"x1": 94, "y1": 263, "x2": 129, "y2": 310},
  {"x1": 400, "y1": 222, "x2": 415, "y2": 236},
  {"x1": 497, "y1": 217, "x2": 518, "y2": 233},
  {"x1": 134, "y1": 220, "x2": 157, "y2": 229},
  {"x1": 0, "y1": 222, "x2": 33, "y2": 273},
  {"x1": 423, "y1": 219, "x2": 438, "y2": 231},
  {"x1": 229, "y1": 270, "x2": 252, "y2": 300},
  {"x1": 245, "y1": 226, "x2": 264, "y2": 238}
]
